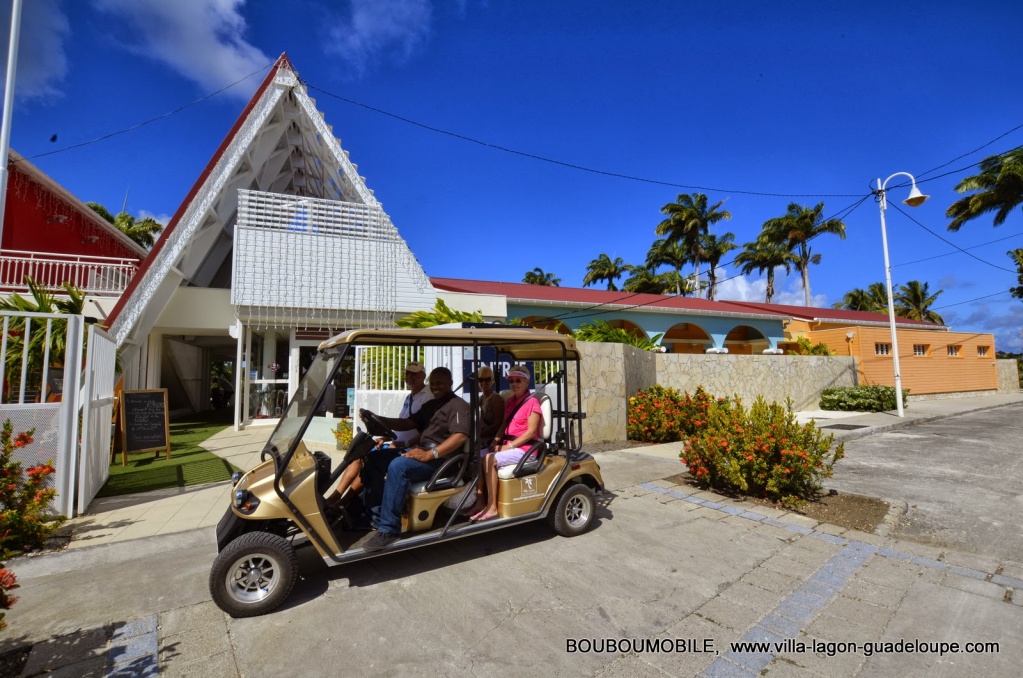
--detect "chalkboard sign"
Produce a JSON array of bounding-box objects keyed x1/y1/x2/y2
[{"x1": 120, "y1": 389, "x2": 171, "y2": 459}]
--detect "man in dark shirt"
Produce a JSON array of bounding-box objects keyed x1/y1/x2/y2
[{"x1": 360, "y1": 366, "x2": 470, "y2": 551}]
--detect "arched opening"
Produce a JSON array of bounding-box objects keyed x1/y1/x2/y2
[
  {"x1": 661, "y1": 321, "x2": 712, "y2": 354},
  {"x1": 724, "y1": 325, "x2": 769, "y2": 354}
]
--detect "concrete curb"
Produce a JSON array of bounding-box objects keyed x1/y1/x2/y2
[
  {"x1": 13, "y1": 527, "x2": 215, "y2": 579},
  {"x1": 828, "y1": 399, "x2": 1022, "y2": 443}
]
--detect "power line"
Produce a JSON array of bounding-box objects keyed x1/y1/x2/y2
[
  {"x1": 915, "y1": 124, "x2": 1023, "y2": 180},
  {"x1": 933, "y1": 290, "x2": 1012, "y2": 310},
  {"x1": 18, "y1": 63, "x2": 274, "y2": 163},
  {"x1": 539, "y1": 195, "x2": 874, "y2": 324},
  {"x1": 887, "y1": 202, "x2": 1016, "y2": 273},
  {"x1": 304, "y1": 81, "x2": 864, "y2": 199},
  {"x1": 894, "y1": 231, "x2": 1023, "y2": 268}
]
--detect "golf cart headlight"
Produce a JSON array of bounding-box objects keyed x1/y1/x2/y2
[
  {"x1": 231, "y1": 471, "x2": 243, "y2": 486},
  {"x1": 233, "y1": 489, "x2": 260, "y2": 514}
]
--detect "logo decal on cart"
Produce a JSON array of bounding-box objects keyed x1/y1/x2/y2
[{"x1": 520, "y1": 476, "x2": 537, "y2": 497}]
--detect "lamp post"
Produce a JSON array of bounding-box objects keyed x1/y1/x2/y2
[{"x1": 876, "y1": 172, "x2": 929, "y2": 417}]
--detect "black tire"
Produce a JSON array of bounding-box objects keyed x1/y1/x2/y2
[
  {"x1": 547, "y1": 483, "x2": 596, "y2": 537},
  {"x1": 209, "y1": 532, "x2": 298, "y2": 618}
]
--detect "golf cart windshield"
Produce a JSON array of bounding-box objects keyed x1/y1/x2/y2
[{"x1": 260, "y1": 346, "x2": 343, "y2": 469}]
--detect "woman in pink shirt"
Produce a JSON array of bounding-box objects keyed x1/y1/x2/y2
[{"x1": 470, "y1": 364, "x2": 543, "y2": 522}]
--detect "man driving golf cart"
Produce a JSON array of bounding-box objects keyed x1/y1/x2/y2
[{"x1": 359, "y1": 366, "x2": 470, "y2": 551}]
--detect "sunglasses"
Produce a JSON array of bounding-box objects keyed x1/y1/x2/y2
[
  {"x1": 507, "y1": 378, "x2": 527, "y2": 384},
  {"x1": 479, "y1": 377, "x2": 493, "y2": 383}
]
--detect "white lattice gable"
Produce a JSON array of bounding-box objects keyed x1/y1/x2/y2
[{"x1": 108, "y1": 55, "x2": 435, "y2": 349}]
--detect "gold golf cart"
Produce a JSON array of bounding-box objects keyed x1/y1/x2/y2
[{"x1": 209, "y1": 326, "x2": 605, "y2": 617}]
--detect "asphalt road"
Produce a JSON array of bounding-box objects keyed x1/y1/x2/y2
[{"x1": 826, "y1": 404, "x2": 1023, "y2": 562}]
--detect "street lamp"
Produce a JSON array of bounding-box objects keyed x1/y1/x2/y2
[{"x1": 876, "y1": 172, "x2": 929, "y2": 417}]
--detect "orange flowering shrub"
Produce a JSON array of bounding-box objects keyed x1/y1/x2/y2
[
  {"x1": 681, "y1": 396, "x2": 844, "y2": 508},
  {"x1": 0, "y1": 419, "x2": 67, "y2": 630},
  {"x1": 627, "y1": 385, "x2": 726, "y2": 443}
]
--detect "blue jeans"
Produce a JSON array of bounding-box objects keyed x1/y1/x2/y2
[{"x1": 365, "y1": 454, "x2": 440, "y2": 535}]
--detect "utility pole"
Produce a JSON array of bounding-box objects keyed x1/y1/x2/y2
[{"x1": 0, "y1": 0, "x2": 24, "y2": 248}]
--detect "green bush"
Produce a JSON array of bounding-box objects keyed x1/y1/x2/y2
[
  {"x1": 0, "y1": 419, "x2": 67, "y2": 630},
  {"x1": 681, "y1": 396, "x2": 844, "y2": 508},
  {"x1": 819, "y1": 385, "x2": 909, "y2": 412},
  {"x1": 627, "y1": 385, "x2": 726, "y2": 443},
  {"x1": 790, "y1": 336, "x2": 836, "y2": 356}
]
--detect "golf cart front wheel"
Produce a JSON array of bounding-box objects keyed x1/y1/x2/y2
[
  {"x1": 209, "y1": 531, "x2": 298, "y2": 618},
  {"x1": 548, "y1": 483, "x2": 596, "y2": 537}
]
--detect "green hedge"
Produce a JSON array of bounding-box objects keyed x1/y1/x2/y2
[{"x1": 819, "y1": 385, "x2": 909, "y2": 412}]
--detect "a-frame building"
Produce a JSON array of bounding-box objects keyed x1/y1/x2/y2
[{"x1": 105, "y1": 54, "x2": 438, "y2": 427}]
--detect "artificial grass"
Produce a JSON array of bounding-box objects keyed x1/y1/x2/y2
[{"x1": 98, "y1": 408, "x2": 241, "y2": 498}]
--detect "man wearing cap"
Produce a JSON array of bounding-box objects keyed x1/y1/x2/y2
[
  {"x1": 325, "y1": 361, "x2": 432, "y2": 508},
  {"x1": 360, "y1": 366, "x2": 470, "y2": 551}
]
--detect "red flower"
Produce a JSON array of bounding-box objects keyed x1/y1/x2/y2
[{"x1": 13, "y1": 432, "x2": 33, "y2": 448}]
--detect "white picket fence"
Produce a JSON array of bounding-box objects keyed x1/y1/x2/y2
[{"x1": 0, "y1": 311, "x2": 116, "y2": 517}]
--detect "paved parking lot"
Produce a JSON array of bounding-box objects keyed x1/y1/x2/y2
[
  {"x1": 10, "y1": 447, "x2": 1023, "y2": 677},
  {"x1": 827, "y1": 406, "x2": 1023, "y2": 561}
]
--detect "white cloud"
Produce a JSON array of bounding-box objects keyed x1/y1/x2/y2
[
  {"x1": 93, "y1": 0, "x2": 270, "y2": 98},
  {"x1": 324, "y1": 0, "x2": 432, "y2": 78},
  {"x1": 714, "y1": 270, "x2": 765, "y2": 302},
  {"x1": 0, "y1": 0, "x2": 71, "y2": 101},
  {"x1": 715, "y1": 268, "x2": 828, "y2": 307},
  {"x1": 138, "y1": 209, "x2": 171, "y2": 226}
]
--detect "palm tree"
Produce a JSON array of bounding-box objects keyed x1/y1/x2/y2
[
  {"x1": 1010, "y1": 248, "x2": 1023, "y2": 300},
  {"x1": 0, "y1": 277, "x2": 87, "y2": 395},
  {"x1": 572, "y1": 320, "x2": 663, "y2": 351},
  {"x1": 762, "y1": 202, "x2": 846, "y2": 307},
  {"x1": 833, "y1": 283, "x2": 888, "y2": 313},
  {"x1": 622, "y1": 265, "x2": 672, "y2": 294},
  {"x1": 645, "y1": 239, "x2": 689, "y2": 295},
  {"x1": 396, "y1": 299, "x2": 483, "y2": 328},
  {"x1": 522, "y1": 268, "x2": 561, "y2": 286},
  {"x1": 734, "y1": 236, "x2": 797, "y2": 304},
  {"x1": 946, "y1": 149, "x2": 1023, "y2": 231},
  {"x1": 894, "y1": 281, "x2": 944, "y2": 324},
  {"x1": 655, "y1": 193, "x2": 731, "y2": 293},
  {"x1": 700, "y1": 232, "x2": 737, "y2": 301},
  {"x1": 582, "y1": 254, "x2": 628, "y2": 291},
  {"x1": 87, "y1": 201, "x2": 164, "y2": 248}
]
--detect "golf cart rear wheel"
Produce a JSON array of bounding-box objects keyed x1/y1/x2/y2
[
  {"x1": 548, "y1": 483, "x2": 596, "y2": 537},
  {"x1": 209, "y1": 531, "x2": 298, "y2": 618}
]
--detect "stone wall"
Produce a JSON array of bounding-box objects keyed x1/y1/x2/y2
[
  {"x1": 575, "y1": 343, "x2": 858, "y2": 443},
  {"x1": 655, "y1": 354, "x2": 858, "y2": 411},
  {"x1": 997, "y1": 358, "x2": 1021, "y2": 392}
]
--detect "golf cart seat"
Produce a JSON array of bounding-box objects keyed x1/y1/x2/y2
[{"x1": 498, "y1": 392, "x2": 553, "y2": 480}]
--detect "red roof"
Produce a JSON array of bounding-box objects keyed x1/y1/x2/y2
[{"x1": 430, "y1": 277, "x2": 944, "y2": 328}]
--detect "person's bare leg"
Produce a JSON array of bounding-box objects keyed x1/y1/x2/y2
[{"x1": 477, "y1": 456, "x2": 500, "y2": 520}]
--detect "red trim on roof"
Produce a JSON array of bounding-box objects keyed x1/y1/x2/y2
[
  {"x1": 105, "y1": 53, "x2": 294, "y2": 327},
  {"x1": 430, "y1": 277, "x2": 941, "y2": 327}
]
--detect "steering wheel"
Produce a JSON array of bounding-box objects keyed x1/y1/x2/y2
[{"x1": 359, "y1": 409, "x2": 397, "y2": 440}]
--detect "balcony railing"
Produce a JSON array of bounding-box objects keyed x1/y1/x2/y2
[{"x1": 0, "y1": 250, "x2": 139, "y2": 297}]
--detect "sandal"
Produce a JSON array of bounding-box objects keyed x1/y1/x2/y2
[{"x1": 471, "y1": 511, "x2": 499, "y2": 523}]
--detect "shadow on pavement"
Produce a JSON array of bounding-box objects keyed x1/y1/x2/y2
[{"x1": 279, "y1": 491, "x2": 620, "y2": 612}]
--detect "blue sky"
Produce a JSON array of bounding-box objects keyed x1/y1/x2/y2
[{"x1": 4, "y1": 0, "x2": 1023, "y2": 350}]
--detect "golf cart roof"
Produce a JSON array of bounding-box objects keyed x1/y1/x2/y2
[{"x1": 318, "y1": 326, "x2": 580, "y2": 360}]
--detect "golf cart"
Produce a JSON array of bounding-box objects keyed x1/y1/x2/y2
[{"x1": 209, "y1": 326, "x2": 605, "y2": 617}]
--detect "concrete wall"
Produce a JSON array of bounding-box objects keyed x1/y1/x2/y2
[
  {"x1": 576, "y1": 342, "x2": 858, "y2": 443},
  {"x1": 997, "y1": 358, "x2": 1021, "y2": 392}
]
